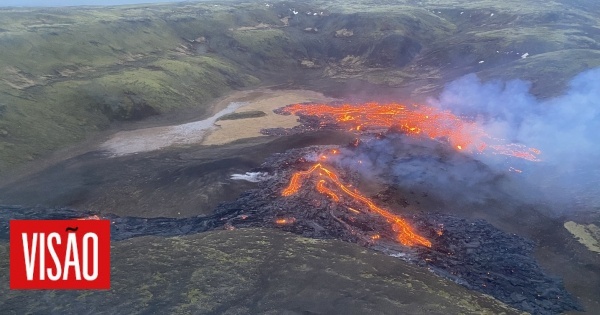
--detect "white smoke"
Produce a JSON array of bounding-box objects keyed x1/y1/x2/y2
[
  {"x1": 230, "y1": 172, "x2": 270, "y2": 183},
  {"x1": 330, "y1": 68, "x2": 600, "y2": 214},
  {"x1": 426, "y1": 68, "x2": 600, "y2": 212},
  {"x1": 331, "y1": 136, "x2": 507, "y2": 207}
]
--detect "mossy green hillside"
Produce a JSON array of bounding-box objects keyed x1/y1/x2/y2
[
  {"x1": 0, "y1": 229, "x2": 519, "y2": 314},
  {"x1": 1, "y1": 0, "x2": 600, "y2": 174},
  {"x1": 231, "y1": 29, "x2": 293, "y2": 67},
  {"x1": 0, "y1": 3, "x2": 273, "y2": 174},
  {"x1": 0, "y1": 53, "x2": 259, "y2": 173}
]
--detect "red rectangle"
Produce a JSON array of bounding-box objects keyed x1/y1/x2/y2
[{"x1": 10, "y1": 220, "x2": 110, "y2": 290}]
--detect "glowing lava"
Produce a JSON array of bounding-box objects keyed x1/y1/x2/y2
[
  {"x1": 275, "y1": 217, "x2": 296, "y2": 225},
  {"x1": 282, "y1": 163, "x2": 431, "y2": 248},
  {"x1": 277, "y1": 102, "x2": 542, "y2": 247},
  {"x1": 283, "y1": 102, "x2": 541, "y2": 161}
]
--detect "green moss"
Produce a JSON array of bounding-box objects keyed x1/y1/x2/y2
[
  {"x1": 0, "y1": 1, "x2": 273, "y2": 173},
  {"x1": 0, "y1": 230, "x2": 521, "y2": 314},
  {"x1": 313, "y1": 0, "x2": 565, "y2": 15},
  {"x1": 478, "y1": 49, "x2": 600, "y2": 96},
  {"x1": 0, "y1": 32, "x2": 258, "y2": 173},
  {"x1": 473, "y1": 27, "x2": 598, "y2": 52},
  {"x1": 1, "y1": 0, "x2": 599, "y2": 175},
  {"x1": 231, "y1": 29, "x2": 293, "y2": 66}
]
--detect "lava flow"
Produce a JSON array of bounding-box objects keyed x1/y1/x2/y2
[
  {"x1": 281, "y1": 162, "x2": 431, "y2": 248},
  {"x1": 282, "y1": 102, "x2": 541, "y2": 161}
]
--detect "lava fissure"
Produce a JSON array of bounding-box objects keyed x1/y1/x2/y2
[
  {"x1": 281, "y1": 161, "x2": 431, "y2": 248},
  {"x1": 275, "y1": 102, "x2": 541, "y2": 161}
]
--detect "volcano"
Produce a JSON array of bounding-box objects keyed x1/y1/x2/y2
[
  {"x1": 0, "y1": 140, "x2": 580, "y2": 314},
  {"x1": 0, "y1": 100, "x2": 586, "y2": 314},
  {"x1": 2, "y1": 1, "x2": 600, "y2": 314}
]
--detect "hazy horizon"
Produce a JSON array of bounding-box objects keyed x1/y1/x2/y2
[{"x1": 1, "y1": 0, "x2": 190, "y2": 7}]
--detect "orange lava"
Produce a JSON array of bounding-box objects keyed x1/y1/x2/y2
[
  {"x1": 316, "y1": 179, "x2": 340, "y2": 202},
  {"x1": 275, "y1": 217, "x2": 296, "y2": 225},
  {"x1": 282, "y1": 163, "x2": 431, "y2": 248},
  {"x1": 283, "y1": 102, "x2": 541, "y2": 161}
]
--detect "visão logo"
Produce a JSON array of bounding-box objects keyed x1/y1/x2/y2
[{"x1": 10, "y1": 220, "x2": 110, "y2": 290}]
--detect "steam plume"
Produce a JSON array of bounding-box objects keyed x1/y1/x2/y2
[
  {"x1": 427, "y1": 69, "x2": 600, "y2": 212},
  {"x1": 328, "y1": 69, "x2": 600, "y2": 214}
]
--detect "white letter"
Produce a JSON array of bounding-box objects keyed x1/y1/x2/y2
[
  {"x1": 22, "y1": 233, "x2": 37, "y2": 281},
  {"x1": 82, "y1": 233, "x2": 98, "y2": 281},
  {"x1": 39, "y1": 233, "x2": 45, "y2": 280},
  {"x1": 63, "y1": 233, "x2": 81, "y2": 280},
  {"x1": 47, "y1": 233, "x2": 62, "y2": 281}
]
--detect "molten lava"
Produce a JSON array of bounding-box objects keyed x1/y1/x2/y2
[
  {"x1": 282, "y1": 163, "x2": 431, "y2": 248},
  {"x1": 276, "y1": 102, "x2": 542, "y2": 247},
  {"x1": 275, "y1": 217, "x2": 296, "y2": 225},
  {"x1": 283, "y1": 102, "x2": 541, "y2": 161}
]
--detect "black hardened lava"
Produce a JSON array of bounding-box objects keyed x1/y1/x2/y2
[
  {"x1": 413, "y1": 215, "x2": 580, "y2": 315},
  {"x1": 0, "y1": 146, "x2": 581, "y2": 314},
  {"x1": 0, "y1": 205, "x2": 247, "y2": 241}
]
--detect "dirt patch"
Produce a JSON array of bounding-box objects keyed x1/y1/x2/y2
[
  {"x1": 202, "y1": 89, "x2": 336, "y2": 145},
  {"x1": 564, "y1": 221, "x2": 600, "y2": 253},
  {"x1": 99, "y1": 89, "x2": 309, "y2": 156},
  {"x1": 99, "y1": 101, "x2": 246, "y2": 156},
  {"x1": 2, "y1": 66, "x2": 39, "y2": 90}
]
